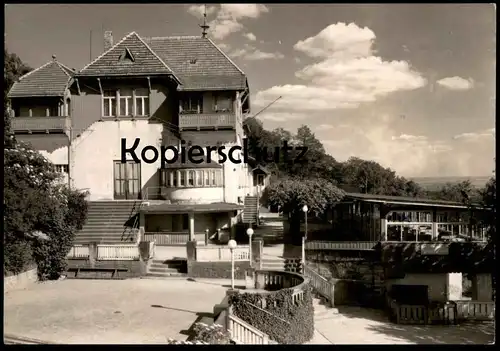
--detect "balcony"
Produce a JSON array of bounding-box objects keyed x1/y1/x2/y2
[
  {"x1": 179, "y1": 113, "x2": 236, "y2": 131},
  {"x1": 11, "y1": 116, "x2": 70, "y2": 134}
]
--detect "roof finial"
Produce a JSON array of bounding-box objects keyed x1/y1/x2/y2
[
  {"x1": 200, "y1": 4, "x2": 210, "y2": 38},
  {"x1": 52, "y1": 54, "x2": 57, "y2": 61}
]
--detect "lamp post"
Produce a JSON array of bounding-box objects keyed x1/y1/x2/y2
[
  {"x1": 228, "y1": 239, "x2": 237, "y2": 290},
  {"x1": 302, "y1": 205, "x2": 308, "y2": 268},
  {"x1": 246, "y1": 227, "x2": 254, "y2": 267},
  {"x1": 205, "y1": 228, "x2": 209, "y2": 245}
]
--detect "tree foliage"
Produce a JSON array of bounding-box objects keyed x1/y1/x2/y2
[
  {"x1": 3, "y1": 49, "x2": 88, "y2": 280},
  {"x1": 4, "y1": 48, "x2": 32, "y2": 133}
]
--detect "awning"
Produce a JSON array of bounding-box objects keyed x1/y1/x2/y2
[{"x1": 141, "y1": 202, "x2": 244, "y2": 214}]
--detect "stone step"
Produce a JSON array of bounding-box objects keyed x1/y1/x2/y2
[
  {"x1": 144, "y1": 272, "x2": 187, "y2": 278},
  {"x1": 148, "y1": 267, "x2": 183, "y2": 274}
]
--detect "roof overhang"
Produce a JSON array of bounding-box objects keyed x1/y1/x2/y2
[
  {"x1": 141, "y1": 202, "x2": 244, "y2": 214},
  {"x1": 252, "y1": 165, "x2": 270, "y2": 175}
]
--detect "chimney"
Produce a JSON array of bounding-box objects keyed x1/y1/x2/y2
[{"x1": 104, "y1": 31, "x2": 113, "y2": 51}]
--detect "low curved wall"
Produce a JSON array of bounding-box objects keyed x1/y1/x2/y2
[
  {"x1": 4, "y1": 267, "x2": 38, "y2": 293},
  {"x1": 228, "y1": 270, "x2": 314, "y2": 344}
]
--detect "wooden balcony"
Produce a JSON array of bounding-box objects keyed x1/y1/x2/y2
[
  {"x1": 179, "y1": 113, "x2": 236, "y2": 131},
  {"x1": 11, "y1": 116, "x2": 70, "y2": 134}
]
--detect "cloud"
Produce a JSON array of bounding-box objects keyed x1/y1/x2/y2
[
  {"x1": 189, "y1": 4, "x2": 269, "y2": 40},
  {"x1": 316, "y1": 124, "x2": 334, "y2": 131},
  {"x1": 453, "y1": 128, "x2": 495, "y2": 141},
  {"x1": 254, "y1": 22, "x2": 426, "y2": 112},
  {"x1": 391, "y1": 134, "x2": 428, "y2": 141},
  {"x1": 437, "y1": 76, "x2": 474, "y2": 91},
  {"x1": 318, "y1": 114, "x2": 494, "y2": 177},
  {"x1": 244, "y1": 32, "x2": 257, "y2": 41},
  {"x1": 187, "y1": 5, "x2": 217, "y2": 18},
  {"x1": 258, "y1": 112, "x2": 306, "y2": 122},
  {"x1": 230, "y1": 45, "x2": 284, "y2": 61},
  {"x1": 294, "y1": 22, "x2": 376, "y2": 59}
]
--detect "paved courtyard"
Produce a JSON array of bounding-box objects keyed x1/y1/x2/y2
[{"x1": 3, "y1": 278, "x2": 231, "y2": 344}]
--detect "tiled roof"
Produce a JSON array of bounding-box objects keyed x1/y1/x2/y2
[
  {"x1": 141, "y1": 36, "x2": 247, "y2": 91},
  {"x1": 344, "y1": 192, "x2": 476, "y2": 208},
  {"x1": 8, "y1": 60, "x2": 75, "y2": 98},
  {"x1": 78, "y1": 32, "x2": 175, "y2": 77}
]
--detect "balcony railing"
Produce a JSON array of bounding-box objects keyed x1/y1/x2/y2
[
  {"x1": 11, "y1": 116, "x2": 70, "y2": 133},
  {"x1": 179, "y1": 113, "x2": 236, "y2": 130}
]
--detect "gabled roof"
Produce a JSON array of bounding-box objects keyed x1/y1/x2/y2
[
  {"x1": 142, "y1": 36, "x2": 247, "y2": 91},
  {"x1": 77, "y1": 32, "x2": 176, "y2": 78},
  {"x1": 8, "y1": 59, "x2": 75, "y2": 98}
]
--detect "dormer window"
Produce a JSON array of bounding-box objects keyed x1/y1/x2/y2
[{"x1": 119, "y1": 48, "x2": 135, "y2": 63}]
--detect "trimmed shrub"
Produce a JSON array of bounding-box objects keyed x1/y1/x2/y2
[
  {"x1": 228, "y1": 284, "x2": 314, "y2": 344},
  {"x1": 4, "y1": 140, "x2": 88, "y2": 280}
]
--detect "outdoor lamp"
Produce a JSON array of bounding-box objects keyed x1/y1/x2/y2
[
  {"x1": 246, "y1": 228, "x2": 254, "y2": 267},
  {"x1": 301, "y1": 205, "x2": 308, "y2": 269},
  {"x1": 228, "y1": 240, "x2": 238, "y2": 289}
]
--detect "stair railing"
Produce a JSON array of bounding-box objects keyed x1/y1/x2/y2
[{"x1": 121, "y1": 200, "x2": 141, "y2": 243}]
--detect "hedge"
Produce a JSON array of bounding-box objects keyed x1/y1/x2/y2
[{"x1": 228, "y1": 284, "x2": 314, "y2": 344}]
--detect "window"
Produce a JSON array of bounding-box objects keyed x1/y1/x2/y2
[
  {"x1": 179, "y1": 171, "x2": 186, "y2": 186},
  {"x1": 172, "y1": 171, "x2": 178, "y2": 187},
  {"x1": 211, "y1": 170, "x2": 216, "y2": 186},
  {"x1": 188, "y1": 170, "x2": 195, "y2": 186},
  {"x1": 197, "y1": 171, "x2": 204, "y2": 186},
  {"x1": 182, "y1": 214, "x2": 189, "y2": 230},
  {"x1": 55, "y1": 164, "x2": 69, "y2": 173},
  {"x1": 204, "y1": 171, "x2": 210, "y2": 186},
  {"x1": 161, "y1": 169, "x2": 223, "y2": 188},
  {"x1": 119, "y1": 88, "x2": 133, "y2": 116},
  {"x1": 102, "y1": 88, "x2": 150, "y2": 117},
  {"x1": 135, "y1": 88, "x2": 150, "y2": 116},
  {"x1": 213, "y1": 93, "x2": 233, "y2": 112},
  {"x1": 103, "y1": 90, "x2": 116, "y2": 117},
  {"x1": 181, "y1": 93, "x2": 203, "y2": 114}
]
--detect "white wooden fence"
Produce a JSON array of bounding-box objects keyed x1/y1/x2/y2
[
  {"x1": 455, "y1": 301, "x2": 495, "y2": 320},
  {"x1": 196, "y1": 245, "x2": 250, "y2": 262},
  {"x1": 97, "y1": 245, "x2": 139, "y2": 260},
  {"x1": 66, "y1": 244, "x2": 140, "y2": 260},
  {"x1": 66, "y1": 245, "x2": 90, "y2": 259}
]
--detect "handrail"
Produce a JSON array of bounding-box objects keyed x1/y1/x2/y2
[{"x1": 228, "y1": 314, "x2": 270, "y2": 344}]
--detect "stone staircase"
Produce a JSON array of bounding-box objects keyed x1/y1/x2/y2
[
  {"x1": 242, "y1": 196, "x2": 259, "y2": 224},
  {"x1": 260, "y1": 257, "x2": 286, "y2": 270},
  {"x1": 144, "y1": 259, "x2": 187, "y2": 278},
  {"x1": 74, "y1": 201, "x2": 141, "y2": 244}
]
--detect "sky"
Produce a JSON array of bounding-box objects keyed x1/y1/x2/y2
[{"x1": 5, "y1": 4, "x2": 496, "y2": 178}]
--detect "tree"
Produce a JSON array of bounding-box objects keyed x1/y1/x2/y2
[
  {"x1": 262, "y1": 177, "x2": 345, "y2": 243},
  {"x1": 4, "y1": 48, "x2": 32, "y2": 133},
  {"x1": 424, "y1": 180, "x2": 480, "y2": 203},
  {"x1": 4, "y1": 139, "x2": 88, "y2": 279},
  {"x1": 294, "y1": 125, "x2": 325, "y2": 154}
]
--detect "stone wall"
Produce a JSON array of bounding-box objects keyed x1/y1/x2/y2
[
  {"x1": 187, "y1": 261, "x2": 251, "y2": 279},
  {"x1": 66, "y1": 259, "x2": 146, "y2": 278},
  {"x1": 4, "y1": 267, "x2": 38, "y2": 293}
]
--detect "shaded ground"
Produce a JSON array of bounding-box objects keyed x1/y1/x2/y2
[
  {"x1": 3, "y1": 278, "x2": 229, "y2": 344},
  {"x1": 311, "y1": 303, "x2": 494, "y2": 345}
]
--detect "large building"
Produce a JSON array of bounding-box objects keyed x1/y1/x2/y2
[{"x1": 8, "y1": 31, "x2": 269, "y2": 247}]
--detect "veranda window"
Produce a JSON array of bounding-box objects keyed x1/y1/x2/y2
[{"x1": 102, "y1": 91, "x2": 116, "y2": 117}]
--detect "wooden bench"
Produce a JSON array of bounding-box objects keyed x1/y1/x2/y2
[{"x1": 67, "y1": 267, "x2": 128, "y2": 279}]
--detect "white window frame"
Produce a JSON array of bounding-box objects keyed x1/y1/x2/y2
[
  {"x1": 135, "y1": 89, "x2": 149, "y2": 116},
  {"x1": 102, "y1": 91, "x2": 116, "y2": 117},
  {"x1": 118, "y1": 88, "x2": 133, "y2": 117}
]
